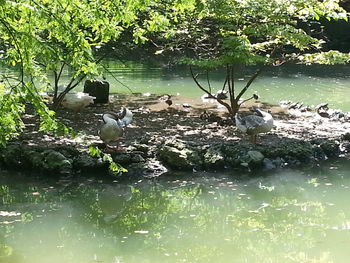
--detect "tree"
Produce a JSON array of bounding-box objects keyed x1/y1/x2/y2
[
  {"x1": 0, "y1": 0, "x2": 181, "y2": 145},
  {"x1": 150, "y1": 0, "x2": 350, "y2": 116}
]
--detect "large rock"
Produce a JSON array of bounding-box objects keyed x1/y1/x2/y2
[
  {"x1": 73, "y1": 154, "x2": 102, "y2": 172},
  {"x1": 158, "y1": 139, "x2": 202, "y2": 170},
  {"x1": 203, "y1": 145, "x2": 225, "y2": 169},
  {"x1": 247, "y1": 150, "x2": 264, "y2": 163},
  {"x1": 0, "y1": 144, "x2": 26, "y2": 167},
  {"x1": 41, "y1": 150, "x2": 73, "y2": 174},
  {"x1": 83, "y1": 79, "x2": 109, "y2": 103},
  {"x1": 342, "y1": 132, "x2": 350, "y2": 141},
  {"x1": 262, "y1": 141, "x2": 314, "y2": 161}
]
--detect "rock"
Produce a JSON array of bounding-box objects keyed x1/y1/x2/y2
[
  {"x1": 126, "y1": 159, "x2": 167, "y2": 177},
  {"x1": 262, "y1": 141, "x2": 314, "y2": 162},
  {"x1": 112, "y1": 153, "x2": 134, "y2": 165},
  {"x1": 158, "y1": 146, "x2": 194, "y2": 170},
  {"x1": 131, "y1": 154, "x2": 146, "y2": 163},
  {"x1": 131, "y1": 143, "x2": 150, "y2": 153},
  {"x1": 247, "y1": 150, "x2": 264, "y2": 163},
  {"x1": 158, "y1": 139, "x2": 201, "y2": 170},
  {"x1": 41, "y1": 150, "x2": 73, "y2": 174},
  {"x1": 203, "y1": 145, "x2": 225, "y2": 169},
  {"x1": 319, "y1": 140, "x2": 340, "y2": 158},
  {"x1": 262, "y1": 158, "x2": 277, "y2": 170},
  {"x1": 74, "y1": 154, "x2": 100, "y2": 171},
  {"x1": 342, "y1": 133, "x2": 350, "y2": 141},
  {"x1": 343, "y1": 142, "x2": 350, "y2": 152},
  {"x1": 26, "y1": 150, "x2": 45, "y2": 168}
]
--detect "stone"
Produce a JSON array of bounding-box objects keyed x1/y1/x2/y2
[
  {"x1": 0, "y1": 144, "x2": 25, "y2": 167},
  {"x1": 74, "y1": 154, "x2": 99, "y2": 170},
  {"x1": 112, "y1": 153, "x2": 134, "y2": 165},
  {"x1": 262, "y1": 158, "x2": 277, "y2": 170},
  {"x1": 41, "y1": 150, "x2": 72, "y2": 174},
  {"x1": 203, "y1": 145, "x2": 225, "y2": 169},
  {"x1": 83, "y1": 79, "x2": 109, "y2": 103},
  {"x1": 342, "y1": 132, "x2": 350, "y2": 141},
  {"x1": 319, "y1": 140, "x2": 340, "y2": 158},
  {"x1": 247, "y1": 150, "x2": 264, "y2": 163},
  {"x1": 158, "y1": 140, "x2": 202, "y2": 171}
]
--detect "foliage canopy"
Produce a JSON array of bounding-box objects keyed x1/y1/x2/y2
[{"x1": 148, "y1": 0, "x2": 350, "y2": 115}]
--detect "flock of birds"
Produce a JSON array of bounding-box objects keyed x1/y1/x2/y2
[{"x1": 59, "y1": 91, "x2": 274, "y2": 150}]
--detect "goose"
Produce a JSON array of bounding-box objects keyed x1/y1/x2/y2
[
  {"x1": 61, "y1": 92, "x2": 96, "y2": 113},
  {"x1": 99, "y1": 107, "x2": 133, "y2": 151},
  {"x1": 235, "y1": 107, "x2": 274, "y2": 144}
]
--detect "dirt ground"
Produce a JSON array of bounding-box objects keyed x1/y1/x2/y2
[{"x1": 19, "y1": 93, "x2": 350, "y2": 149}]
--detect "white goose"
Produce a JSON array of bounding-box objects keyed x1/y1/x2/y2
[
  {"x1": 61, "y1": 92, "x2": 96, "y2": 113},
  {"x1": 99, "y1": 108, "x2": 133, "y2": 151},
  {"x1": 235, "y1": 107, "x2": 274, "y2": 144}
]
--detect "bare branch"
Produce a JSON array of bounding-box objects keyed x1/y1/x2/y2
[
  {"x1": 190, "y1": 66, "x2": 232, "y2": 113},
  {"x1": 236, "y1": 67, "x2": 264, "y2": 101}
]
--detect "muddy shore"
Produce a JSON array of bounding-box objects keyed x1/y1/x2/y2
[{"x1": 0, "y1": 93, "x2": 349, "y2": 177}]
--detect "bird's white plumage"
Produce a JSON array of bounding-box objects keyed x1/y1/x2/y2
[
  {"x1": 99, "y1": 108, "x2": 133, "y2": 150},
  {"x1": 119, "y1": 108, "x2": 133, "y2": 127},
  {"x1": 61, "y1": 92, "x2": 96, "y2": 112},
  {"x1": 99, "y1": 113, "x2": 124, "y2": 144}
]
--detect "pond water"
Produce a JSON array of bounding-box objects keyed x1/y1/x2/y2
[
  {"x1": 95, "y1": 61, "x2": 350, "y2": 111},
  {"x1": 1, "y1": 159, "x2": 350, "y2": 263}
]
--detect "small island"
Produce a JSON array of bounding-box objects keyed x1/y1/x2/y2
[{"x1": 1, "y1": 93, "x2": 349, "y2": 177}]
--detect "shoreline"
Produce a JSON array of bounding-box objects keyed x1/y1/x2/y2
[{"x1": 0, "y1": 93, "x2": 349, "y2": 177}]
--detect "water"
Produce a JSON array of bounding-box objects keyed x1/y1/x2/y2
[
  {"x1": 1, "y1": 159, "x2": 350, "y2": 263},
  {"x1": 97, "y1": 61, "x2": 350, "y2": 111}
]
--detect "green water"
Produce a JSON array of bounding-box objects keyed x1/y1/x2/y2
[
  {"x1": 1, "y1": 159, "x2": 350, "y2": 263},
  {"x1": 96, "y1": 61, "x2": 350, "y2": 111}
]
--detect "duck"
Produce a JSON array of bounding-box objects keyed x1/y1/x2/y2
[
  {"x1": 235, "y1": 107, "x2": 274, "y2": 144},
  {"x1": 61, "y1": 92, "x2": 96, "y2": 113},
  {"x1": 99, "y1": 107, "x2": 133, "y2": 151},
  {"x1": 165, "y1": 95, "x2": 173, "y2": 107},
  {"x1": 159, "y1": 94, "x2": 173, "y2": 107},
  {"x1": 216, "y1": 90, "x2": 228, "y2": 100}
]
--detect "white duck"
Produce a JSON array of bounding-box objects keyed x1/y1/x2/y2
[
  {"x1": 235, "y1": 107, "x2": 274, "y2": 144},
  {"x1": 61, "y1": 92, "x2": 96, "y2": 113},
  {"x1": 99, "y1": 107, "x2": 133, "y2": 151}
]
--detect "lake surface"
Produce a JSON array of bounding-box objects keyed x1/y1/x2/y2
[
  {"x1": 96, "y1": 61, "x2": 350, "y2": 111},
  {"x1": 1, "y1": 159, "x2": 350, "y2": 263}
]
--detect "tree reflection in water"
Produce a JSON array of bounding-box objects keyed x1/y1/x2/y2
[{"x1": 1, "y1": 162, "x2": 350, "y2": 263}]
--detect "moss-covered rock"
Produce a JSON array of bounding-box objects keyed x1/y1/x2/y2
[
  {"x1": 342, "y1": 132, "x2": 350, "y2": 141},
  {"x1": 261, "y1": 141, "x2": 314, "y2": 162},
  {"x1": 203, "y1": 145, "x2": 225, "y2": 169},
  {"x1": 0, "y1": 144, "x2": 27, "y2": 167},
  {"x1": 73, "y1": 154, "x2": 102, "y2": 171},
  {"x1": 319, "y1": 140, "x2": 341, "y2": 158},
  {"x1": 41, "y1": 150, "x2": 73, "y2": 174},
  {"x1": 158, "y1": 139, "x2": 202, "y2": 170}
]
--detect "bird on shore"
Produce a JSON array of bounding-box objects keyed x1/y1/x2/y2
[
  {"x1": 99, "y1": 107, "x2": 133, "y2": 151},
  {"x1": 165, "y1": 94, "x2": 172, "y2": 107},
  {"x1": 159, "y1": 94, "x2": 173, "y2": 107},
  {"x1": 61, "y1": 92, "x2": 96, "y2": 114},
  {"x1": 235, "y1": 107, "x2": 274, "y2": 144},
  {"x1": 118, "y1": 107, "x2": 133, "y2": 127}
]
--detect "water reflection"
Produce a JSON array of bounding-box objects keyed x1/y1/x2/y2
[{"x1": 1, "y1": 160, "x2": 350, "y2": 262}]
